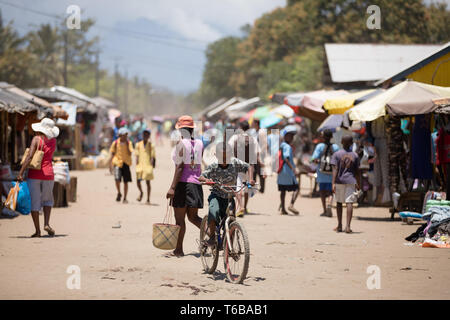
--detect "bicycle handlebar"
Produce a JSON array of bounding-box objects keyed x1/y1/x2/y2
[{"x1": 202, "y1": 181, "x2": 259, "y2": 194}]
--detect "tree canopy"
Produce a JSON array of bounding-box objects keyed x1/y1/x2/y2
[{"x1": 196, "y1": 0, "x2": 450, "y2": 105}]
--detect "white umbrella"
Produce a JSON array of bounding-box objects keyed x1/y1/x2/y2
[{"x1": 270, "y1": 104, "x2": 294, "y2": 118}]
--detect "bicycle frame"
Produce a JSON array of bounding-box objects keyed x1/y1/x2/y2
[{"x1": 204, "y1": 181, "x2": 257, "y2": 253}]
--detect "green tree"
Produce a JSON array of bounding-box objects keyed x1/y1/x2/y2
[
  {"x1": 227, "y1": 0, "x2": 449, "y2": 98},
  {"x1": 0, "y1": 10, "x2": 35, "y2": 87},
  {"x1": 197, "y1": 36, "x2": 242, "y2": 105},
  {"x1": 27, "y1": 24, "x2": 63, "y2": 86},
  {"x1": 257, "y1": 47, "x2": 324, "y2": 97}
]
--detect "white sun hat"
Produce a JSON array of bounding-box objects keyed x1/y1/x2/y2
[
  {"x1": 118, "y1": 127, "x2": 130, "y2": 136},
  {"x1": 31, "y1": 118, "x2": 60, "y2": 139}
]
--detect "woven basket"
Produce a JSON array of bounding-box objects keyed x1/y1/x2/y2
[
  {"x1": 152, "y1": 202, "x2": 180, "y2": 250},
  {"x1": 152, "y1": 223, "x2": 180, "y2": 250}
]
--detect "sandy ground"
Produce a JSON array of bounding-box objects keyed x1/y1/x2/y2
[{"x1": 1, "y1": 141, "x2": 449, "y2": 300}]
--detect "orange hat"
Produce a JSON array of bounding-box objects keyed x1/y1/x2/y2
[{"x1": 175, "y1": 115, "x2": 195, "y2": 129}]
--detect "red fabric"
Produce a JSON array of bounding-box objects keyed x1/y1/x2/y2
[
  {"x1": 436, "y1": 128, "x2": 450, "y2": 165},
  {"x1": 28, "y1": 137, "x2": 56, "y2": 180}
]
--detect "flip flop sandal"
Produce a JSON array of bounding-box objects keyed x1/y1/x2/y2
[
  {"x1": 165, "y1": 251, "x2": 184, "y2": 258},
  {"x1": 288, "y1": 206, "x2": 299, "y2": 215},
  {"x1": 236, "y1": 209, "x2": 245, "y2": 217},
  {"x1": 116, "y1": 193, "x2": 122, "y2": 202},
  {"x1": 31, "y1": 232, "x2": 41, "y2": 238},
  {"x1": 334, "y1": 227, "x2": 343, "y2": 233},
  {"x1": 345, "y1": 228, "x2": 353, "y2": 234},
  {"x1": 44, "y1": 226, "x2": 55, "y2": 237},
  {"x1": 123, "y1": 200, "x2": 128, "y2": 204}
]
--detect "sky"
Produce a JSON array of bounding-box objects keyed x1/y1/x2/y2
[{"x1": 0, "y1": 0, "x2": 286, "y2": 94}]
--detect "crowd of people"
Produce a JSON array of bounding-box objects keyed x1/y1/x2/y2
[
  {"x1": 157, "y1": 114, "x2": 367, "y2": 256},
  {"x1": 16, "y1": 113, "x2": 375, "y2": 256}
]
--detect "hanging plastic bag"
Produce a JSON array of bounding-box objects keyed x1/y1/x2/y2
[
  {"x1": 4, "y1": 183, "x2": 20, "y2": 211},
  {"x1": 12, "y1": 182, "x2": 31, "y2": 215}
]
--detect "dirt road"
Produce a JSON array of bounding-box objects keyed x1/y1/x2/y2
[{"x1": 1, "y1": 141, "x2": 449, "y2": 299}]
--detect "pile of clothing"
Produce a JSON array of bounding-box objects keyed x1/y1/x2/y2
[{"x1": 405, "y1": 202, "x2": 450, "y2": 248}]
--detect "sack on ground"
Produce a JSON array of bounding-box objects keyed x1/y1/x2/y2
[
  {"x1": 12, "y1": 182, "x2": 31, "y2": 215},
  {"x1": 54, "y1": 161, "x2": 70, "y2": 185}
]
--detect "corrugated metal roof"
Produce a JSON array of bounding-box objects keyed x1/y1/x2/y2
[
  {"x1": 53, "y1": 86, "x2": 99, "y2": 106},
  {"x1": 92, "y1": 96, "x2": 117, "y2": 108},
  {"x1": 206, "y1": 97, "x2": 245, "y2": 118},
  {"x1": 325, "y1": 43, "x2": 442, "y2": 83},
  {"x1": 27, "y1": 88, "x2": 89, "y2": 107},
  {"x1": 0, "y1": 88, "x2": 41, "y2": 114},
  {"x1": 226, "y1": 97, "x2": 261, "y2": 112},
  {"x1": 375, "y1": 42, "x2": 450, "y2": 86}
]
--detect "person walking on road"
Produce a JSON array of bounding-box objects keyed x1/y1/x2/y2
[
  {"x1": 109, "y1": 127, "x2": 134, "y2": 204},
  {"x1": 311, "y1": 129, "x2": 340, "y2": 217},
  {"x1": 17, "y1": 118, "x2": 59, "y2": 237},
  {"x1": 135, "y1": 129, "x2": 155, "y2": 204},
  {"x1": 331, "y1": 135, "x2": 361, "y2": 233},
  {"x1": 166, "y1": 116, "x2": 203, "y2": 257},
  {"x1": 278, "y1": 125, "x2": 300, "y2": 215}
]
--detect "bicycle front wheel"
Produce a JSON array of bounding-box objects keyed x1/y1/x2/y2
[
  {"x1": 199, "y1": 216, "x2": 219, "y2": 274},
  {"x1": 223, "y1": 221, "x2": 250, "y2": 284}
]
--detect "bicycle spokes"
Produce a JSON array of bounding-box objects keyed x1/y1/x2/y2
[{"x1": 224, "y1": 223, "x2": 249, "y2": 284}]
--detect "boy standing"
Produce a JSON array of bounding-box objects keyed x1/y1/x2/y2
[
  {"x1": 311, "y1": 129, "x2": 340, "y2": 217},
  {"x1": 331, "y1": 135, "x2": 360, "y2": 233},
  {"x1": 277, "y1": 125, "x2": 300, "y2": 215},
  {"x1": 135, "y1": 129, "x2": 155, "y2": 204},
  {"x1": 109, "y1": 127, "x2": 134, "y2": 204}
]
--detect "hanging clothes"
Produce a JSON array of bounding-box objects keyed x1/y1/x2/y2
[
  {"x1": 436, "y1": 122, "x2": 450, "y2": 200},
  {"x1": 411, "y1": 114, "x2": 433, "y2": 180},
  {"x1": 385, "y1": 115, "x2": 408, "y2": 194},
  {"x1": 371, "y1": 117, "x2": 389, "y2": 189}
]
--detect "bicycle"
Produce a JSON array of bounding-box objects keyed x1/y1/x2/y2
[{"x1": 199, "y1": 181, "x2": 258, "y2": 284}]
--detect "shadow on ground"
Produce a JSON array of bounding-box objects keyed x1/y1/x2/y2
[
  {"x1": 10, "y1": 234, "x2": 69, "y2": 239},
  {"x1": 356, "y1": 216, "x2": 401, "y2": 222}
]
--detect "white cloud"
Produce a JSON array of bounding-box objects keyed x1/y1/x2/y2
[
  {"x1": 161, "y1": 7, "x2": 223, "y2": 42},
  {"x1": 5, "y1": 0, "x2": 285, "y2": 41}
]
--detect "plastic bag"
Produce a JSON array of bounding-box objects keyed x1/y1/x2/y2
[
  {"x1": 12, "y1": 182, "x2": 31, "y2": 215},
  {"x1": 4, "y1": 183, "x2": 19, "y2": 211}
]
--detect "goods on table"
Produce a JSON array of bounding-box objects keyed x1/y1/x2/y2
[
  {"x1": 81, "y1": 157, "x2": 95, "y2": 170},
  {"x1": 53, "y1": 161, "x2": 70, "y2": 185}
]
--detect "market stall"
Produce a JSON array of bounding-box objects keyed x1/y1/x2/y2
[{"x1": 348, "y1": 80, "x2": 450, "y2": 215}]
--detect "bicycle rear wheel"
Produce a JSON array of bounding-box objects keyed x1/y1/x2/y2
[
  {"x1": 223, "y1": 221, "x2": 250, "y2": 284},
  {"x1": 199, "y1": 216, "x2": 219, "y2": 274}
]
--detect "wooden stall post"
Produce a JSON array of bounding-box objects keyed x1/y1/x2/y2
[
  {"x1": 11, "y1": 113, "x2": 17, "y2": 164},
  {"x1": 74, "y1": 124, "x2": 82, "y2": 170},
  {"x1": 0, "y1": 111, "x2": 4, "y2": 162}
]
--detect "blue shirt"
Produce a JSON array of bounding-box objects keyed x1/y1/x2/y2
[
  {"x1": 277, "y1": 142, "x2": 298, "y2": 186},
  {"x1": 311, "y1": 143, "x2": 340, "y2": 183}
]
